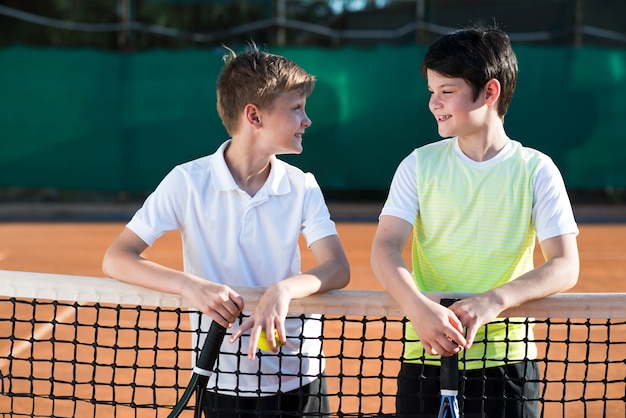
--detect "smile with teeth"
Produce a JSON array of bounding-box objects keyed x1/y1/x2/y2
[{"x1": 437, "y1": 115, "x2": 451, "y2": 121}]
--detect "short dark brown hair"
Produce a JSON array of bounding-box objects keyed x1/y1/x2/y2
[{"x1": 420, "y1": 26, "x2": 518, "y2": 117}]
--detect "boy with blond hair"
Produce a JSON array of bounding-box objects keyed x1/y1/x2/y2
[{"x1": 103, "y1": 45, "x2": 349, "y2": 417}]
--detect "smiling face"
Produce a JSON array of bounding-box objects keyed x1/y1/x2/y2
[
  {"x1": 259, "y1": 89, "x2": 312, "y2": 155},
  {"x1": 426, "y1": 69, "x2": 488, "y2": 140}
]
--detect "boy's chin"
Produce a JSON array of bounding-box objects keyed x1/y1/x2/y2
[
  {"x1": 437, "y1": 128, "x2": 452, "y2": 138},
  {"x1": 280, "y1": 145, "x2": 303, "y2": 155}
]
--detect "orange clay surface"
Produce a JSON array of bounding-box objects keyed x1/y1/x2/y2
[{"x1": 1, "y1": 222, "x2": 624, "y2": 293}]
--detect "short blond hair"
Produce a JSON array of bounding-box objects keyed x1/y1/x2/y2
[{"x1": 216, "y1": 45, "x2": 316, "y2": 136}]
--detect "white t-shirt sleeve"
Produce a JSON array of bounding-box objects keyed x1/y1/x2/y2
[
  {"x1": 532, "y1": 158, "x2": 579, "y2": 242},
  {"x1": 379, "y1": 151, "x2": 419, "y2": 225},
  {"x1": 300, "y1": 173, "x2": 338, "y2": 247},
  {"x1": 127, "y1": 167, "x2": 187, "y2": 246}
]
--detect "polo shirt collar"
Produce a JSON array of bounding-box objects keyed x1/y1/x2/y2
[{"x1": 211, "y1": 140, "x2": 291, "y2": 197}]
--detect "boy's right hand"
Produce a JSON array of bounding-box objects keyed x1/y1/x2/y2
[
  {"x1": 183, "y1": 278, "x2": 244, "y2": 328},
  {"x1": 409, "y1": 299, "x2": 466, "y2": 357}
]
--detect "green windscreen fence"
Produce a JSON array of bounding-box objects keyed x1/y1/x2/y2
[{"x1": 1, "y1": 45, "x2": 625, "y2": 193}]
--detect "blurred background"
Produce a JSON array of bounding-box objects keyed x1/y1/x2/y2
[{"x1": 1, "y1": 0, "x2": 625, "y2": 213}]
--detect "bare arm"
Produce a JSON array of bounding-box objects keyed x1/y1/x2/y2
[
  {"x1": 450, "y1": 232, "x2": 579, "y2": 347},
  {"x1": 370, "y1": 215, "x2": 466, "y2": 356},
  {"x1": 231, "y1": 234, "x2": 350, "y2": 359},
  {"x1": 102, "y1": 227, "x2": 244, "y2": 328}
]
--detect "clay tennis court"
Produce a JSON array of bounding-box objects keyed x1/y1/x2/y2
[
  {"x1": 1, "y1": 210, "x2": 624, "y2": 292},
  {"x1": 1, "y1": 210, "x2": 625, "y2": 416}
]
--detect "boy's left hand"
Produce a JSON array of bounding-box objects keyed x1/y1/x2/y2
[
  {"x1": 228, "y1": 282, "x2": 290, "y2": 359},
  {"x1": 447, "y1": 295, "x2": 504, "y2": 349}
]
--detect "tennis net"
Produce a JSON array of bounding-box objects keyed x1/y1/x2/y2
[{"x1": 1, "y1": 270, "x2": 625, "y2": 417}]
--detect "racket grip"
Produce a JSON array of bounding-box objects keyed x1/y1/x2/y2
[
  {"x1": 196, "y1": 321, "x2": 227, "y2": 373},
  {"x1": 440, "y1": 352, "x2": 458, "y2": 390},
  {"x1": 440, "y1": 298, "x2": 460, "y2": 391}
]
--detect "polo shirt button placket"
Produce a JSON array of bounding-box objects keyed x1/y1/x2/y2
[{"x1": 241, "y1": 206, "x2": 254, "y2": 237}]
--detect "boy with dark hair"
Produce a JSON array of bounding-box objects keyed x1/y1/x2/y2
[
  {"x1": 103, "y1": 45, "x2": 350, "y2": 417},
  {"x1": 371, "y1": 26, "x2": 579, "y2": 417}
]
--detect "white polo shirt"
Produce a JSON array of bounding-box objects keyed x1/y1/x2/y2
[{"x1": 127, "y1": 140, "x2": 338, "y2": 396}]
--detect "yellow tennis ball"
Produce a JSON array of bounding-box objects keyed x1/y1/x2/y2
[{"x1": 258, "y1": 329, "x2": 281, "y2": 352}]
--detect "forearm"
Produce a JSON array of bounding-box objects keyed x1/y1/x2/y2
[
  {"x1": 483, "y1": 252, "x2": 579, "y2": 312},
  {"x1": 370, "y1": 216, "x2": 435, "y2": 317},
  {"x1": 371, "y1": 239, "x2": 432, "y2": 318},
  {"x1": 274, "y1": 234, "x2": 350, "y2": 299},
  {"x1": 457, "y1": 234, "x2": 579, "y2": 335},
  {"x1": 272, "y1": 256, "x2": 350, "y2": 302},
  {"x1": 103, "y1": 244, "x2": 198, "y2": 297}
]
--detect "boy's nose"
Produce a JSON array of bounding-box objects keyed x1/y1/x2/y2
[{"x1": 429, "y1": 96, "x2": 442, "y2": 111}]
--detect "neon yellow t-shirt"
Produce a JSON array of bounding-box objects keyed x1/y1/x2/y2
[{"x1": 404, "y1": 138, "x2": 543, "y2": 369}]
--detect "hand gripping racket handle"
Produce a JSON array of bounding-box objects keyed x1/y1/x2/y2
[
  {"x1": 194, "y1": 321, "x2": 227, "y2": 376},
  {"x1": 440, "y1": 298, "x2": 460, "y2": 391}
]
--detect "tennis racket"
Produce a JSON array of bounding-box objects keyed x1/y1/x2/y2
[
  {"x1": 168, "y1": 321, "x2": 227, "y2": 418},
  {"x1": 438, "y1": 298, "x2": 461, "y2": 418}
]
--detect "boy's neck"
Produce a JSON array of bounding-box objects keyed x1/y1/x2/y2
[
  {"x1": 224, "y1": 140, "x2": 272, "y2": 197},
  {"x1": 457, "y1": 125, "x2": 509, "y2": 162},
  {"x1": 458, "y1": 118, "x2": 509, "y2": 162}
]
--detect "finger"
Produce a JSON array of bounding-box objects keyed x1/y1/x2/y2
[
  {"x1": 196, "y1": 301, "x2": 236, "y2": 326},
  {"x1": 211, "y1": 307, "x2": 236, "y2": 326},
  {"x1": 423, "y1": 341, "x2": 439, "y2": 356},
  {"x1": 247, "y1": 326, "x2": 263, "y2": 360},
  {"x1": 228, "y1": 320, "x2": 249, "y2": 343},
  {"x1": 446, "y1": 328, "x2": 467, "y2": 349},
  {"x1": 432, "y1": 330, "x2": 465, "y2": 356},
  {"x1": 275, "y1": 323, "x2": 287, "y2": 346},
  {"x1": 443, "y1": 338, "x2": 463, "y2": 355},
  {"x1": 447, "y1": 312, "x2": 465, "y2": 334},
  {"x1": 463, "y1": 323, "x2": 479, "y2": 349},
  {"x1": 206, "y1": 303, "x2": 241, "y2": 329},
  {"x1": 445, "y1": 314, "x2": 467, "y2": 347},
  {"x1": 229, "y1": 327, "x2": 242, "y2": 342},
  {"x1": 229, "y1": 292, "x2": 245, "y2": 311},
  {"x1": 210, "y1": 312, "x2": 232, "y2": 329},
  {"x1": 265, "y1": 326, "x2": 281, "y2": 352},
  {"x1": 214, "y1": 297, "x2": 243, "y2": 324}
]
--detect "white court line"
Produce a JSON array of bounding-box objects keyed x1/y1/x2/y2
[
  {"x1": 0, "y1": 306, "x2": 75, "y2": 372},
  {"x1": 0, "y1": 307, "x2": 189, "y2": 373}
]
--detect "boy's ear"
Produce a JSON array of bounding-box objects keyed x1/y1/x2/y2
[
  {"x1": 484, "y1": 78, "x2": 501, "y2": 107},
  {"x1": 244, "y1": 104, "x2": 262, "y2": 126}
]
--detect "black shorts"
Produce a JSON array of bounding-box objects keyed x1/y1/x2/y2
[
  {"x1": 202, "y1": 376, "x2": 329, "y2": 418},
  {"x1": 396, "y1": 360, "x2": 539, "y2": 418}
]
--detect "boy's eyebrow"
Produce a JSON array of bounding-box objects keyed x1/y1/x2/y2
[{"x1": 429, "y1": 81, "x2": 460, "y2": 89}]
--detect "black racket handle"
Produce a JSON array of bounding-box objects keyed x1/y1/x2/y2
[
  {"x1": 196, "y1": 321, "x2": 227, "y2": 373},
  {"x1": 440, "y1": 298, "x2": 460, "y2": 391},
  {"x1": 167, "y1": 321, "x2": 227, "y2": 418}
]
